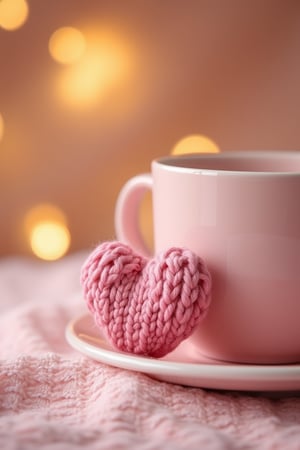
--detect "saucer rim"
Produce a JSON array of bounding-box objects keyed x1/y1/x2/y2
[{"x1": 65, "y1": 314, "x2": 300, "y2": 392}]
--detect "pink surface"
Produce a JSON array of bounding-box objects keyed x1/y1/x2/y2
[{"x1": 0, "y1": 252, "x2": 300, "y2": 449}]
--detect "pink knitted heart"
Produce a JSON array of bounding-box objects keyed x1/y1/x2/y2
[{"x1": 81, "y1": 241, "x2": 212, "y2": 358}]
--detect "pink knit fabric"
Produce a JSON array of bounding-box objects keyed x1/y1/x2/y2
[
  {"x1": 0, "y1": 253, "x2": 300, "y2": 450},
  {"x1": 80, "y1": 241, "x2": 212, "y2": 357}
]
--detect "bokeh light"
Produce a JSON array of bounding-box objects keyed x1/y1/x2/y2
[
  {"x1": 24, "y1": 203, "x2": 71, "y2": 261},
  {"x1": 30, "y1": 221, "x2": 71, "y2": 261},
  {"x1": 0, "y1": 114, "x2": 4, "y2": 142},
  {"x1": 0, "y1": 0, "x2": 29, "y2": 31},
  {"x1": 171, "y1": 134, "x2": 220, "y2": 155},
  {"x1": 56, "y1": 29, "x2": 132, "y2": 108},
  {"x1": 49, "y1": 27, "x2": 86, "y2": 65}
]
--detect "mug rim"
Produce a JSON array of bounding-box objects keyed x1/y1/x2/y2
[{"x1": 153, "y1": 150, "x2": 300, "y2": 176}]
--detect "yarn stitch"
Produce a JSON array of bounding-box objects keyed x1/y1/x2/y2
[{"x1": 81, "y1": 241, "x2": 212, "y2": 357}]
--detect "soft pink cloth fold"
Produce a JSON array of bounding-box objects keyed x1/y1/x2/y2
[{"x1": 0, "y1": 253, "x2": 299, "y2": 449}]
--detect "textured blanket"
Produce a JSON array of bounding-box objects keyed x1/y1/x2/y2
[{"x1": 0, "y1": 252, "x2": 299, "y2": 449}]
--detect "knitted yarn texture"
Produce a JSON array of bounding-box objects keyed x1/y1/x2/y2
[{"x1": 81, "y1": 241, "x2": 212, "y2": 357}]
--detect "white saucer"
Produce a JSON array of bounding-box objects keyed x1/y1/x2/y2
[{"x1": 65, "y1": 314, "x2": 300, "y2": 392}]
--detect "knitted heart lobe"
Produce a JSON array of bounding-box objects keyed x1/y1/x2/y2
[{"x1": 81, "y1": 241, "x2": 212, "y2": 358}]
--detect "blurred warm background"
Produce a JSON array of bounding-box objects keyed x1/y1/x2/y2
[{"x1": 1, "y1": 0, "x2": 300, "y2": 260}]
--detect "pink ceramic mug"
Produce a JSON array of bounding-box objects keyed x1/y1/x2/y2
[{"x1": 115, "y1": 151, "x2": 300, "y2": 364}]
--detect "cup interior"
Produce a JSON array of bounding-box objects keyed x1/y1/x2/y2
[{"x1": 158, "y1": 151, "x2": 300, "y2": 174}]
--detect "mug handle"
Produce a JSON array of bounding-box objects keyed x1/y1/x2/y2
[{"x1": 115, "y1": 173, "x2": 153, "y2": 257}]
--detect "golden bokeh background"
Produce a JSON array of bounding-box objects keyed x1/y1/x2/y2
[{"x1": 1, "y1": 0, "x2": 300, "y2": 260}]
